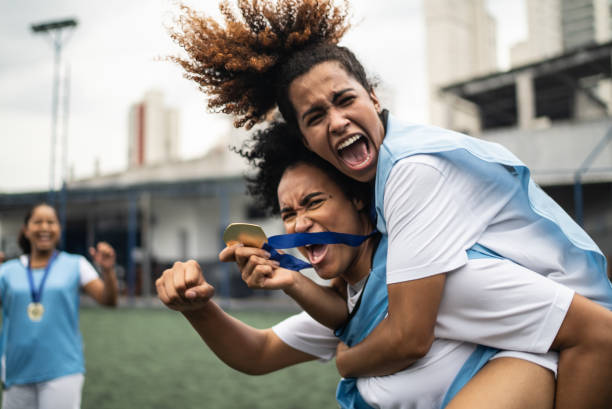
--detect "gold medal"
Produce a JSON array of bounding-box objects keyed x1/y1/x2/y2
[
  {"x1": 223, "y1": 223, "x2": 268, "y2": 248},
  {"x1": 27, "y1": 302, "x2": 45, "y2": 322}
]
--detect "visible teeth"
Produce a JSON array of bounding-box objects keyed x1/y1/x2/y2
[{"x1": 338, "y1": 135, "x2": 361, "y2": 150}]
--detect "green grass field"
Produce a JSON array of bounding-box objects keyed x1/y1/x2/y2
[{"x1": 79, "y1": 306, "x2": 340, "y2": 409}]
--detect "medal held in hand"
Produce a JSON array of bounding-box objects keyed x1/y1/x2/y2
[{"x1": 26, "y1": 251, "x2": 58, "y2": 322}]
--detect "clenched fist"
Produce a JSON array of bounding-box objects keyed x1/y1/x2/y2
[{"x1": 156, "y1": 260, "x2": 215, "y2": 311}]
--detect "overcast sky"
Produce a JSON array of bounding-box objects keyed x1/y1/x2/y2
[{"x1": 0, "y1": 0, "x2": 526, "y2": 193}]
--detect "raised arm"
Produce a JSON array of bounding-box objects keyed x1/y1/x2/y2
[
  {"x1": 220, "y1": 244, "x2": 348, "y2": 329},
  {"x1": 335, "y1": 274, "x2": 445, "y2": 377},
  {"x1": 83, "y1": 241, "x2": 119, "y2": 306},
  {"x1": 156, "y1": 259, "x2": 318, "y2": 374}
]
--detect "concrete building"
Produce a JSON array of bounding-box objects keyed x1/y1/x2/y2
[
  {"x1": 425, "y1": 0, "x2": 498, "y2": 135},
  {"x1": 439, "y1": 42, "x2": 612, "y2": 257},
  {"x1": 511, "y1": 0, "x2": 612, "y2": 68},
  {"x1": 510, "y1": 0, "x2": 563, "y2": 67},
  {"x1": 128, "y1": 90, "x2": 180, "y2": 168},
  {"x1": 562, "y1": 0, "x2": 611, "y2": 51}
]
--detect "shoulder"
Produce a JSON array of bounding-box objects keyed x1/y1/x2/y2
[
  {"x1": 54, "y1": 252, "x2": 83, "y2": 269},
  {"x1": 384, "y1": 155, "x2": 449, "y2": 200},
  {"x1": 0, "y1": 258, "x2": 26, "y2": 274},
  {"x1": 393, "y1": 154, "x2": 448, "y2": 174}
]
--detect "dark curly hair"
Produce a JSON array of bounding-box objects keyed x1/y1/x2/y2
[
  {"x1": 168, "y1": 0, "x2": 375, "y2": 128},
  {"x1": 236, "y1": 121, "x2": 372, "y2": 215}
]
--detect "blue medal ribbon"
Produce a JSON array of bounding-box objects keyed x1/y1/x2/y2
[
  {"x1": 263, "y1": 231, "x2": 377, "y2": 271},
  {"x1": 26, "y1": 251, "x2": 58, "y2": 303}
]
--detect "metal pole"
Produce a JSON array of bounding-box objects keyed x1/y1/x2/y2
[
  {"x1": 60, "y1": 63, "x2": 70, "y2": 249},
  {"x1": 219, "y1": 184, "x2": 231, "y2": 309},
  {"x1": 140, "y1": 192, "x2": 152, "y2": 301},
  {"x1": 127, "y1": 194, "x2": 138, "y2": 303},
  {"x1": 573, "y1": 175, "x2": 584, "y2": 227},
  {"x1": 48, "y1": 36, "x2": 61, "y2": 203},
  {"x1": 573, "y1": 126, "x2": 612, "y2": 226},
  {"x1": 31, "y1": 18, "x2": 77, "y2": 204}
]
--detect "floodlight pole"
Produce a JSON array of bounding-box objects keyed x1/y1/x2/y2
[{"x1": 31, "y1": 18, "x2": 77, "y2": 204}]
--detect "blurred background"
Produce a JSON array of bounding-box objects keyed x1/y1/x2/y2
[{"x1": 1, "y1": 0, "x2": 612, "y2": 407}]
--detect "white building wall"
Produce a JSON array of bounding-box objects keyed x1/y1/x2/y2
[
  {"x1": 482, "y1": 118, "x2": 612, "y2": 185},
  {"x1": 144, "y1": 90, "x2": 168, "y2": 165},
  {"x1": 425, "y1": 0, "x2": 497, "y2": 132},
  {"x1": 510, "y1": 0, "x2": 563, "y2": 67},
  {"x1": 149, "y1": 193, "x2": 286, "y2": 263},
  {"x1": 128, "y1": 90, "x2": 180, "y2": 168},
  {"x1": 594, "y1": 0, "x2": 612, "y2": 42}
]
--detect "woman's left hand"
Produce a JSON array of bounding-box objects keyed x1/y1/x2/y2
[
  {"x1": 89, "y1": 241, "x2": 116, "y2": 273},
  {"x1": 336, "y1": 341, "x2": 349, "y2": 359}
]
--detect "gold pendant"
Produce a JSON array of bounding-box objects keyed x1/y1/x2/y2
[{"x1": 27, "y1": 302, "x2": 44, "y2": 322}]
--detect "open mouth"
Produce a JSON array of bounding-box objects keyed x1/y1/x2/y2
[
  {"x1": 337, "y1": 134, "x2": 372, "y2": 169},
  {"x1": 35, "y1": 233, "x2": 55, "y2": 245},
  {"x1": 305, "y1": 244, "x2": 328, "y2": 265}
]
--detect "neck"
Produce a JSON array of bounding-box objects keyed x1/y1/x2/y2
[
  {"x1": 342, "y1": 230, "x2": 377, "y2": 286},
  {"x1": 30, "y1": 248, "x2": 55, "y2": 266}
]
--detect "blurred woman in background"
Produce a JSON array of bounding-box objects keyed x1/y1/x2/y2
[{"x1": 0, "y1": 202, "x2": 119, "y2": 409}]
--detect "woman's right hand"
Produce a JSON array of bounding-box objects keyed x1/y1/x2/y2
[
  {"x1": 156, "y1": 260, "x2": 215, "y2": 312},
  {"x1": 219, "y1": 245, "x2": 295, "y2": 290}
]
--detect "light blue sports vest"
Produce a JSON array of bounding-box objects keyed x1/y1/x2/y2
[
  {"x1": 0, "y1": 252, "x2": 86, "y2": 387},
  {"x1": 334, "y1": 237, "x2": 499, "y2": 409},
  {"x1": 375, "y1": 114, "x2": 612, "y2": 310},
  {"x1": 335, "y1": 114, "x2": 612, "y2": 408}
]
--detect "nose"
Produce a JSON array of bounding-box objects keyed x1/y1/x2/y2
[
  {"x1": 328, "y1": 108, "x2": 349, "y2": 136},
  {"x1": 294, "y1": 212, "x2": 313, "y2": 233}
]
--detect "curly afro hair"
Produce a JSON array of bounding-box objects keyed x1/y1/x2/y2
[
  {"x1": 168, "y1": 0, "x2": 352, "y2": 129},
  {"x1": 235, "y1": 120, "x2": 372, "y2": 215}
]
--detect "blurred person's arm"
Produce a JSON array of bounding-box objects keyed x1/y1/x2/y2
[
  {"x1": 83, "y1": 241, "x2": 119, "y2": 306},
  {"x1": 220, "y1": 244, "x2": 348, "y2": 329},
  {"x1": 156, "y1": 260, "x2": 318, "y2": 374}
]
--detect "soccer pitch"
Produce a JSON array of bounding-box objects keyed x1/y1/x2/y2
[{"x1": 79, "y1": 306, "x2": 340, "y2": 409}]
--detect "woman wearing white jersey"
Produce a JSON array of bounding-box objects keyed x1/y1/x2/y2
[
  {"x1": 158, "y1": 122, "x2": 566, "y2": 408},
  {"x1": 167, "y1": 1, "x2": 612, "y2": 407}
]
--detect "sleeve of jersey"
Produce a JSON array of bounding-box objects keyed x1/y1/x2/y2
[
  {"x1": 272, "y1": 311, "x2": 338, "y2": 362},
  {"x1": 384, "y1": 157, "x2": 476, "y2": 284},
  {"x1": 79, "y1": 256, "x2": 100, "y2": 287}
]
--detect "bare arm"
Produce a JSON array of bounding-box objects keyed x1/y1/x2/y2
[
  {"x1": 83, "y1": 242, "x2": 118, "y2": 306},
  {"x1": 156, "y1": 260, "x2": 316, "y2": 374},
  {"x1": 335, "y1": 274, "x2": 446, "y2": 377},
  {"x1": 183, "y1": 302, "x2": 316, "y2": 374},
  {"x1": 220, "y1": 244, "x2": 349, "y2": 329}
]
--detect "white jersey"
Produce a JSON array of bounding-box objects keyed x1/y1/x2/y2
[
  {"x1": 384, "y1": 154, "x2": 596, "y2": 300},
  {"x1": 273, "y1": 311, "x2": 474, "y2": 409},
  {"x1": 273, "y1": 253, "x2": 564, "y2": 408}
]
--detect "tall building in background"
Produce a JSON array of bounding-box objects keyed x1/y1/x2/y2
[
  {"x1": 562, "y1": 0, "x2": 611, "y2": 50},
  {"x1": 128, "y1": 90, "x2": 179, "y2": 168},
  {"x1": 510, "y1": 0, "x2": 563, "y2": 67},
  {"x1": 511, "y1": 0, "x2": 612, "y2": 67},
  {"x1": 425, "y1": 0, "x2": 497, "y2": 134}
]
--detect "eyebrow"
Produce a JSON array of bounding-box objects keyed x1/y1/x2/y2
[
  {"x1": 300, "y1": 88, "x2": 353, "y2": 121},
  {"x1": 279, "y1": 191, "x2": 324, "y2": 214}
]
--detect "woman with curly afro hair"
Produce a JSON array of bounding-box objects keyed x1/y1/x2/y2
[
  {"x1": 162, "y1": 2, "x2": 612, "y2": 408},
  {"x1": 158, "y1": 121, "x2": 555, "y2": 409}
]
